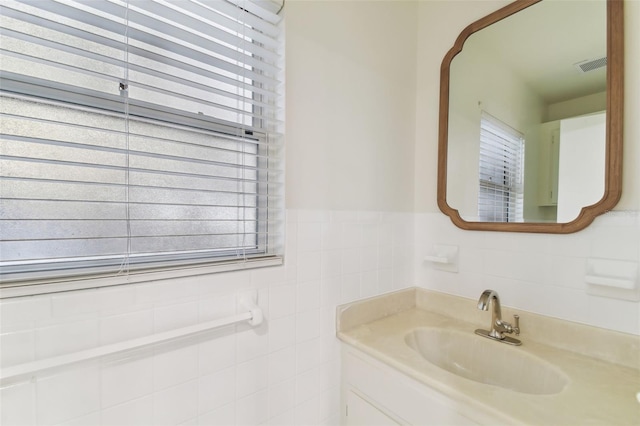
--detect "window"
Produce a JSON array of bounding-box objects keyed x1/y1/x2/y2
[
  {"x1": 0, "y1": 0, "x2": 284, "y2": 288},
  {"x1": 478, "y1": 111, "x2": 525, "y2": 222}
]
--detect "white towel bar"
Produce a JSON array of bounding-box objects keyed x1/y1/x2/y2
[{"x1": 1, "y1": 306, "x2": 262, "y2": 385}]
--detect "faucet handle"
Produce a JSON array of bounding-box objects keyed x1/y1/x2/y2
[{"x1": 513, "y1": 314, "x2": 520, "y2": 335}]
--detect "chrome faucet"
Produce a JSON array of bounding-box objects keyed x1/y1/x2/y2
[{"x1": 474, "y1": 289, "x2": 521, "y2": 346}]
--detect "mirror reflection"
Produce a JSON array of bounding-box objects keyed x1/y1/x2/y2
[{"x1": 446, "y1": 0, "x2": 607, "y2": 223}]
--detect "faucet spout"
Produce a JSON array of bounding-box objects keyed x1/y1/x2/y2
[
  {"x1": 474, "y1": 289, "x2": 521, "y2": 345},
  {"x1": 477, "y1": 289, "x2": 501, "y2": 314}
]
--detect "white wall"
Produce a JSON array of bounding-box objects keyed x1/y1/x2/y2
[
  {"x1": 285, "y1": 0, "x2": 417, "y2": 212},
  {"x1": 546, "y1": 91, "x2": 607, "y2": 122},
  {"x1": 414, "y1": 0, "x2": 640, "y2": 335},
  {"x1": 557, "y1": 112, "x2": 606, "y2": 222},
  {"x1": 0, "y1": 1, "x2": 418, "y2": 425}
]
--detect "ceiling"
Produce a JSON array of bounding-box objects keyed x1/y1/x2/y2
[{"x1": 463, "y1": 0, "x2": 607, "y2": 105}]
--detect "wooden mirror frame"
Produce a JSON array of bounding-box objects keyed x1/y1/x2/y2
[{"x1": 437, "y1": 0, "x2": 624, "y2": 233}]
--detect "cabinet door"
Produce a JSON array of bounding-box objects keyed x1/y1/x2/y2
[
  {"x1": 346, "y1": 390, "x2": 400, "y2": 426},
  {"x1": 343, "y1": 348, "x2": 482, "y2": 425}
]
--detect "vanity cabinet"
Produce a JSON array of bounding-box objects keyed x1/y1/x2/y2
[{"x1": 341, "y1": 346, "x2": 498, "y2": 426}]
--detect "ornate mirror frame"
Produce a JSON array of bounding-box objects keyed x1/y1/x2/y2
[{"x1": 437, "y1": 0, "x2": 624, "y2": 233}]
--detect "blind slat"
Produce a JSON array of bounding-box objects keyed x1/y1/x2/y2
[
  {"x1": 478, "y1": 111, "x2": 525, "y2": 223},
  {"x1": 0, "y1": 0, "x2": 284, "y2": 283}
]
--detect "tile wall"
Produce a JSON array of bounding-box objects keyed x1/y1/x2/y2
[
  {"x1": 2, "y1": 208, "x2": 638, "y2": 426},
  {"x1": 0, "y1": 210, "x2": 415, "y2": 426},
  {"x1": 415, "y1": 210, "x2": 640, "y2": 335}
]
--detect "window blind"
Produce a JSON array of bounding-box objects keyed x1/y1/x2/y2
[
  {"x1": 0, "y1": 0, "x2": 285, "y2": 284},
  {"x1": 478, "y1": 111, "x2": 524, "y2": 223}
]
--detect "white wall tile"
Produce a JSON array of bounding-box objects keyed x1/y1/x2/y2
[
  {"x1": 51, "y1": 291, "x2": 102, "y2": 319},
  {"x1": 197, "y1": 293, "x2": 237, "y2": 323},
  {"x1": 0, "y1": 381, "x2": 36, "y2": 426},
  {"x1": 320, "y1": 250, "x2": 342, "y2": 280},
  {"x1": 235, "y1": 323, "x2": 269, "y2": 364},
  {"x1": 269, "y1": 284, "x2": 296, "y2": 320},
  {"x1": 361, "y1": 223, "x2": 379, "y2": 249},
  {"x1": 35, "y1": 319, "x2": 99, "y2": 360},
  {"x1": 101, "y1": 356, "x2": 153, "y2": 408},
  {"x1": 318, "y1": 360, "x2": 340, "y2": 393},
  {"x1": 152, "y1": 380, "x2": 198, "y2": 426},
  {"x1": 197, "y1": 328, "x2": 236, "y2": 376},
  {"x1": 321, "y1": 224, "x2": 343, "y2": 251},
  {"x1": 340, "y1": 274, "x2": 360, "y2": 303},
  {"x1": 55, "y1": 411, "x2": 100, "y2": 426},
  {"x1": 319, "y1": 335, "x2": 340, "y2": 367},
  {"x1": 361, "y1": 249, "x2": 378, "y2": 277},
  {"x1": 297, "y1": 252, "x2": 322, "y2": 283},
  {"x1": 0, "y1": 296, "x2": 51, "y2": 332},
  {"x1": 586, "y1": 296, "x2": 640, "y2": 334},
  {"x1": 101, "y1": 396, "x2": 154, "y2": 426},
  {"x1": 377, "y1": 268, "x2": 394, "y2": 294},
  {"x1": 296, "y1": 280, "x2": 320, "y2": 313},
  {"x1": 198, "y1": 401, "x2": 235, "y2": 426},
  {"x1": 590, "y1": 225, "x2": 640, "y2": 261},
  {"x1": 360, "y1": 270, "x2": 379, "y2": 298},
  {"x1": 99, "y1": 309, "x2": 154, "y2": 346},
  {"x1": 235, "y1": 356, "x2": 268, "y2": 398},
  {"x1": 153, "y1": 299, "x2": 199, "y2": 333},
  {"x1": 0, "y1": 329, "x2": 34, "y2": 368},
  {"x1": 318, "y1": 387, "x2": 340, "y2": 424},
  {"x1": 294, "y1": 366, "x2": 319, "y2": 405},
  {"x1": 320, "y1": 277, "x2": 341, "y2": 308},
  {"x1": 268, "y1": 347, "x2": 296, "y2": 386},
  {"x1": 294, "y1": 396, "x2": 320, "y2": 426},
  {"x1": 153, "y1": 345, "x2": 199, "y2": 391},
  {"x1": 198, "y1": 367, "x2": 236, "y2": 415},
  {"x1": 341, "y1": 248, "x2": 361, "y2": 275},
  {"x1": 235, "y1": 389, "x2": 268, "y2": 426},
  {"x1": 267, "y1": 409, "x2": 295, "y2": 426},
  {"x1": 251, "y1": 265, "x2": 288, "y2": 288},
  {"x1": 340, "y1": 223, "x2": 361, "y2": 249},
  {"x1": 295, "y1": 309, "x2": 320, "y2": 343},
  {"x1": 178, "y1": 416, "x2": 198, "y2": 426},
  {"x1": 319, "y1": 308, "x2": 336, "y2": 338},
  {"x1": 36, "y1": 368, "x2": 100, "y2": 425},
  {"x1": 297, "y1": 222, "x2": 323, "y2": 253},
  {"x1": 296, "y1": 337, "x2": 321, "y2": 375},
  {"x1": 268, "y1": 377, "x2": 295, "y2": 419},
  {"x1": 268, "y1": 315, "x2": 295, "y2": 353}
]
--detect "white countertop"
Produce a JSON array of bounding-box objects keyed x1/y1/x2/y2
[{"x1": 337, "y1": 288, "x2": 640, "y2": 425}]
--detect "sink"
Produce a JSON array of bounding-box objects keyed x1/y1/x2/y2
[{"x1": 405, "y1": 327, "x2": 569, "y2": 395}]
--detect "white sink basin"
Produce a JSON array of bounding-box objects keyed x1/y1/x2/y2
[{"x1": 405, "y1": 327, "x2": 569, "y2": 395}]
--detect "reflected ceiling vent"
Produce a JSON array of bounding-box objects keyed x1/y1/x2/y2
[{"x1": 574, "y1": 57, "x2": 607, "y2": 73}]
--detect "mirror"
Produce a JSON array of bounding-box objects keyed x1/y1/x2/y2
[{"x1": 437, "y1": 0, "x2": 623, "y2": 233}]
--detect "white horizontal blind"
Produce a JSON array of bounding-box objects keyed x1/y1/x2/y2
[
  {"x1": 478, "y1": 111, "x2": 524, "y2": 223},
  {"x1": 0, "y1": 0, "x2": 284, "y2": 283}
]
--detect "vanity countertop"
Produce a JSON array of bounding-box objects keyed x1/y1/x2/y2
[{"x1": 336, "y1": 288, "x2": 640, "y2": 425}]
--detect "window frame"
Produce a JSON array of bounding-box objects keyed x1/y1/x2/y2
[
  {"x1": 0, "y1": 0, "x2": 284, "y2": 297},
  {"x1": 477, "y1": 111, "x2": 525, "y2": 223}
]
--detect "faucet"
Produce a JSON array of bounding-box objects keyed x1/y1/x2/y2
[{"x1": 474, "y1": 289, "x2": 521, "y2": 346}]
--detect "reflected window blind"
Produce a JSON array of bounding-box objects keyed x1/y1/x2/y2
[
  {"x1": 0, "y1": 0, "x2": 284, "y2": 283},
  {"x1": 478, "y1": 111, "x2": 525, "y2": 223}
]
